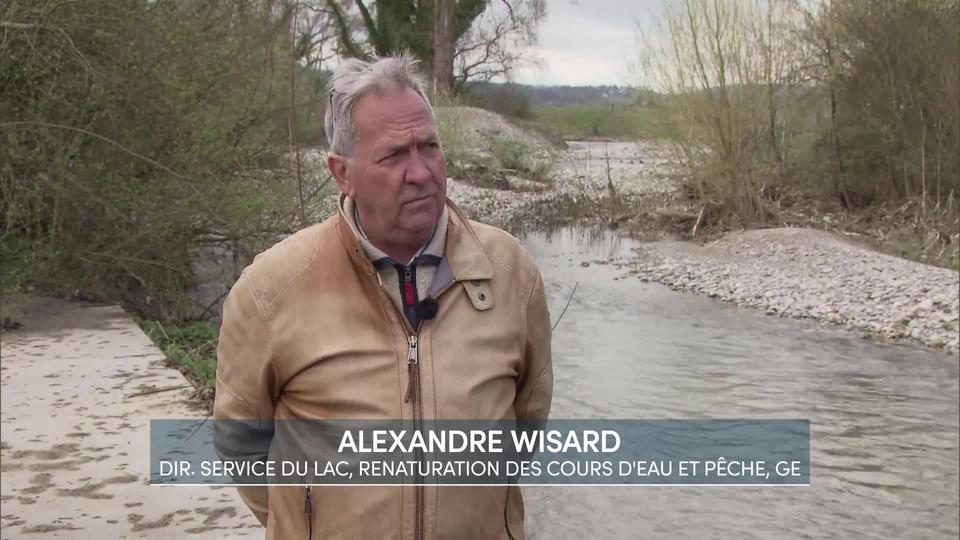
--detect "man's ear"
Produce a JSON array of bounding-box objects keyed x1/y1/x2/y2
[{"x1": 327, "y1": 153, "x2": 353, "y2": 196}]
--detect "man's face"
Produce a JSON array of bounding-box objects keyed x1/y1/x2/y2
[{"x1": 328, "y1": 86, "x2": 447, "y2": 252}]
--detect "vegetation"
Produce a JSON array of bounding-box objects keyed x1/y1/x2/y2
[
  {"x1": 491, "y1": 137, "x2": 554, "y2": 182},
  {"x1": 462, "y1": 82, "x2": 535, "y2": 119},
  {"x1": 435, "y1": 104, "x2": 477, "y2": 179},
  {"x1": 0, "y1": 0, "x2": 343, "y2": 408},
  {"x1": 140, "y1": 319, "x2": 218, "y2": 408},
  {"x1": 435, "y1": 104, "x2": 557, "y2": 186},
  {"x1": 637, "y1": 0, "x2": 959, "y2": 268},
  {"x1": 0, "y1": 1, "x2": 547, "y2": 401}
]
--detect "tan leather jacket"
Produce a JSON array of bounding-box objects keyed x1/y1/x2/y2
[{"x1": 214, "y1": 198, "x2": 553, "y2": 539}]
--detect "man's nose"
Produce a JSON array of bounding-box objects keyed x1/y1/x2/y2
[{"x1": 404, "y1": 150, "x2": 433, "y2": 185}]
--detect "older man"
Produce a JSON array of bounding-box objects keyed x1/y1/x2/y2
[{"x1": 214, "y1": 54, "x2": 552, "y2": 539}]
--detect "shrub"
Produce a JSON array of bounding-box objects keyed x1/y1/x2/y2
[{"x1": 491, "y1": 137, "x2": 554, "y2": 182}]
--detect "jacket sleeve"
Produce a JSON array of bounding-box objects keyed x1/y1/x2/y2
[
  {"x1": 213, "y1": 272, "x2": 276, "y2": 527},
  {"x1": 514, "y1": 268, "x2": 553, "y2": 421}
]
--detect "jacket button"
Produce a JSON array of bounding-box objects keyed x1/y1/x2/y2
[
  {"x1": 478, "y1": 293, "x2": 486, "y2": 301},
  {"x1": 471, "y1": 280, "x2": 480, "y2": 287}
]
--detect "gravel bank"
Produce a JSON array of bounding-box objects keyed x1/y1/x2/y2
[
  {"x1": 447, "y1": 139, "x2": 677, "y2": 229},
  {"x1": 629, "y1": 227, "x2": 960, "y2": 355}
]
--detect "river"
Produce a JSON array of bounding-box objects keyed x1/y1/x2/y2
[
  {"x1": 186, "y1": 217, "x2": 959, "y2": 538},
  {"x1": 519, "y1": 226, "x2": 959, "y2": 539}
]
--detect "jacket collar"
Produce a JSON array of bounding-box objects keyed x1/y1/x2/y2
[
  {"x1": 442, "y1": 199, "x2": 494, "y2": 281},
  {"x1": 336, "y1": 193, "x2": 493, "y2": 282}
]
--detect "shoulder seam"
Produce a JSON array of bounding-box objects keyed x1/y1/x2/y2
[{"x1": 262, "y1": 226, "x2": 323, "y2": 313}]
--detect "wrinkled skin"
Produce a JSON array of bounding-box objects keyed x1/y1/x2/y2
[{"x1": 327, "y1": 86, "x2": 447, "y2": 263}]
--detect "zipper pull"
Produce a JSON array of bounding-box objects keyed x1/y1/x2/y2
[
  {"x1": 404, "y1": 335, "x2": 418, "y2": 403},
  {"x1": 407, "y1": 335, "x2": 418, "y2": 365}
]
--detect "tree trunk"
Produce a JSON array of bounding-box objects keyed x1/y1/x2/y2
[
  {"x1": 432, "y1": 0, "x2": 454, "y2": 96},
  {"x1": 825, "y1": 31, "x2": 850, "y2": 209}
]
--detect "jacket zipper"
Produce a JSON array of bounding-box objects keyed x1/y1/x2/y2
[
  {"x1": 404, "y1": 279, "x2": 456, "y2": 540},
  {"x1": 304, "y1": 485, "x2": 313, "y2": 540},
  {"x1": 405, "y1": 334, "x2": 424, "y2": 540},
  {"x1": 370, "y1": 266, "x2": 456, "y2": 540}
]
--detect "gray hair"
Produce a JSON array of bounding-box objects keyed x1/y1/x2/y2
[{"x1": 324, "y1": 53, "x2": 434, "y2": 156}]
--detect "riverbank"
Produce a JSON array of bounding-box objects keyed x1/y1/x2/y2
[
  {"x1": 444, "y1": 137, "x2": 959, "y2": 356},
  {"x1": 447, "y1": 139, "x2": 679, "y2": 231}
]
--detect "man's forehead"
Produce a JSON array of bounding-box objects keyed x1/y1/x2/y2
[{"x1": 354, "y1": 87, "x2": 434, "y2": 129}]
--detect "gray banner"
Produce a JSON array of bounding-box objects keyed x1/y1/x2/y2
[{"x1": 150, "y1": 419, "x2": 810, "y2": 486}]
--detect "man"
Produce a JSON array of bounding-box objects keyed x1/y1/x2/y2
[{"x1": 214, "y1": 54, "x2": 552, "y2": 539}]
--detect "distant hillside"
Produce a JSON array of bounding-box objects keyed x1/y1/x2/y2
[
  {"x1": 524, "y1": 85, "x2": 637, "y2": 106},
  {"x1": 459, "y1": 82, "x2": 667, "y2": 141},
  {"x1": 466, "y1": 82, "x2": 639, "y2": 107}
]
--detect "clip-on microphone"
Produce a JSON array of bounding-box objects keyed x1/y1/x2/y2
[{"x1": 415, "y1": 297, "x2": 438, "y2": 321}]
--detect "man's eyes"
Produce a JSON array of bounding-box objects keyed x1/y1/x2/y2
[{"x1": 377, "y1": 143, "x2": 439, "y2": 162}]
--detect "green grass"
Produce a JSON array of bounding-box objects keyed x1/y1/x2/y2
[
  {"x1": 140, "y1": 320, "x2": 218, "y2": 403},
  {"x1": 532, "y1": 104, "x2": 670, "y2": 141}
]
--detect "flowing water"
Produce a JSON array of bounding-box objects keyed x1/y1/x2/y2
[
  {"x1": 187, "y1": 222, "x2": 959, "y2": 538},
  {"x1": 519, "y1": 226, "x2": 959, "y2": 540}
]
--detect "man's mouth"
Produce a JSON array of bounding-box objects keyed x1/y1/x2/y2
[{"x1": 403, "y1": 194, "x2": 433, "y2": 205}]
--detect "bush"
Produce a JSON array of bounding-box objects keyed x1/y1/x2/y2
[
  {"x1": 0, "y1": 0, "x2": 330, "y2": 319},
  {"x1": 638, "y1": 0, "x2": 959, "y2": 227},
  {"x1": 491, "y1": 137, "x2": 554, "y2": 182}
]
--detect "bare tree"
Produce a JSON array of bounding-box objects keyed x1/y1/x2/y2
[
  {"x1": 638, "y1": 0, "x2": 782, "y2": 222},
  {"x1": 322, "y1": 0, "x2": 545, "y2": 94},
  {"x1": 452, "y1": 0, "x2": 545, "y2": 93}
]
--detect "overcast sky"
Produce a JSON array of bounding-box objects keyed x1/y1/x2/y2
[{"x1": 511, "y1": 0, "x2": 663, "y2": 87}]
